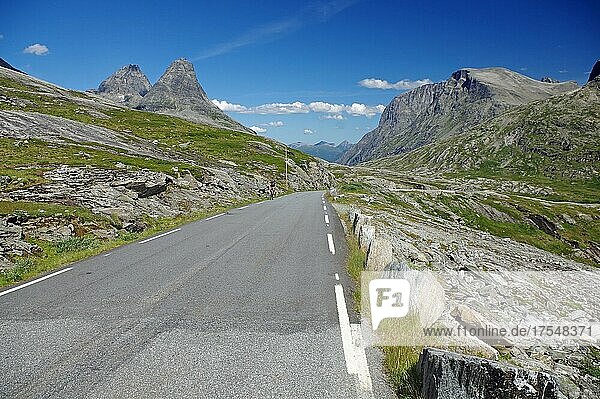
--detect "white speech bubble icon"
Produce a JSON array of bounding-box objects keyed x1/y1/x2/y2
[{"x1": 369, "y1": 279, "x2": 411, "y2": 330}]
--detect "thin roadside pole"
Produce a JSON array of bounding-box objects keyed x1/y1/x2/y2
[{"x1": 285, "y1": 147, "x2": 288, "y2": 189}]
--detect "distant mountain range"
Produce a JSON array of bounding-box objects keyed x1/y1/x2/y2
[
  {"x1": 289, "y1": 140, "x2": 353, "y2": 162},
  {"x1": 94, "y1": 59, "x2": 250, "y2": 133},
  {"x1": 368, "y1": 72, "x2": 600, "y2": 180},
  {"x1": 338, "y1": 67, "x2": 579, "y2": 165}
]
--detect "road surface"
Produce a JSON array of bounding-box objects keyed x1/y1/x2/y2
[{"x1": 0, "y1": 191, "x2": 394, "y2": 398}]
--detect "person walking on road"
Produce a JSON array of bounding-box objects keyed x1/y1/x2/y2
[{"x1": 269, "y1": 180, "x2": 276, "y2": 200}]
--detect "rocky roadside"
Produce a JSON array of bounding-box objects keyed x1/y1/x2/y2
[
  {"x1": 0, "y1": 160, "x2": 333, "y2": 274},
  {"x1": 329, "y1": 167, "x2": 599, "y2": 399}
]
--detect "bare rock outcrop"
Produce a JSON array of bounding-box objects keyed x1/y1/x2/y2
[
  {"x1": 96, "y1": 64, "x2": 151, "y2": 107},
  {"x1": 419, "y1": 348, "x2": 564, "y2": 399},
  {"x1": 339, "y1": 67, "x2": 578, "y2": 165},
  {"x1": 137, "y1": 58, "x2": 250, "y2": 133}
]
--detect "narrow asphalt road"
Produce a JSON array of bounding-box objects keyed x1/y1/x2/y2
[{"x1": 0, "y1": 191, "x2": 394, "y2": 398}]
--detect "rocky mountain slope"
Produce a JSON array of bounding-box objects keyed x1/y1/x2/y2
[
  {"x1": 0, "y1": 64, "x2": 333, "y2": 279},
  {"x1": 289, "y1": 140, "x2": 353, "y2": 162},
  {"x1": 369, "y1": 76, "x2": 600, "y2": 181},
  {"x1": 589, "y1": 59, "x2": 600, "y2": 82},
  {"x1": 0, "y1": 58, "x2": 24, "y2": 74},
  {"x1": 339, "y1": 67, "x2": 578, "y2": 165},
  {"x1": 136, "y1": 58, "x2": 249, "y2": 133},
  {"x1": 96, "y1": 64, "x2": 151, "y2": 107}
]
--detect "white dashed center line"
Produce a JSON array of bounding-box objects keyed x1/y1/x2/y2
[
  {"x1": 324, "y1": 214, "x2": 330, "y2": 224},
  {"x1": 327, "y1": 233, "x2": 336, "y2": 255},
  {"x1": 205, "y1": 213, "x2": 224, "y2": 221},
  {"x1": 139, "y1": 228, "x2": 181, "y2": 244}
]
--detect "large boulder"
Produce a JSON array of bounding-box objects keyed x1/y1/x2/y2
[
  {"x1": 419, "y1": 348, "x2": 564, "y2": 399},
  {"x1": 366, "y1": 237, "x2": 394, "y2": 270}
]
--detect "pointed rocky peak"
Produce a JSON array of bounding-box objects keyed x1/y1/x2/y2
[
  {"x1": 541, "y1": 76, "x2": 559, "y2": 83},
  {"x1": 138, "y1": 58, "x2": 250, "y2": 133},
  {"x1": 139, "y1": 58, "x2": 209, "y2": 108},
  {"x1": 97, "y1": 64, "x2": 151, "y2": 107},
  {"x1": 588, "y1": 60, "x2": 600, "y2": 83}
]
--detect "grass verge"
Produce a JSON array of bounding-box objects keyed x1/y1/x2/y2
[{"x1": 336, "y1": 208, "x2": 423, "y2": 398}]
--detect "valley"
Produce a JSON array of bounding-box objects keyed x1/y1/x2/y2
[{"x1": 0, "y1": 37, "x2": 598, "y2": 399}]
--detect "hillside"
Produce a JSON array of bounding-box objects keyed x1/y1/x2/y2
[
  {"x1": 339, "y1": 68, "x2": 578, "y2": 165},
  {"x1": 0, "y1": 65, "x2": 333, "y2": 281},
  {"x1": 369, "y1": 77, "x2": 600, "y2": 182}
]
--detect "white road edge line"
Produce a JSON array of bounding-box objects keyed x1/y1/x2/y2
[
  {"x1": 103, "y1": 253, "x2": 111, "y2": 257},
  {"x1": 335, "y1": 284, "x2": 357, "y2": 373},
  {"x1": 0, "y1": 267, "x2": 73, "y2": 298},
  {"x1": 139, "y1": 228, "x2": 181, "y2": 244},
  {"x1": 205, "y1": 213, "x2": 225, "y2": 221},
  {"x1": 238, "y1": 205, "x2": 249, "y2": 210},
  {"x1": 323, "y1": 205, "x2": 327, "y2": 211},
  {"x1": 324, "y1": 214, "x2": 330, "y2": 224},
  {"x1": 335, "y1": 284, "x2": 374, "y2": 397},
  {"x1": 327, "y1": 233, "x2": 336, "y2": 255},
  {"x1": 351, "y1": 324, "x2": 375, "y2": 395}
]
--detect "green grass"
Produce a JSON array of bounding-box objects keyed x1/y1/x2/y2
[
  {"x1": 0, "y1": 138, "x2": 205, "y2": 179},
  {"x1": 435, "y1": 194, "x2": 595, "y2": 261},
  {"x1": 0, "y1": 80, "x2": 313, "y2": 176},
  {"x1": 346, "y1": 230, "x2": 366, "y2": 312},
  {"x1": 581, "y1": 347, "x2": 600, "y2": 379},
  {"x1": 382, "y1": 346, "x2": 423, "y2": 399},
  {"x1": 54, "y1": 236, "x2": 99, "y2": 253}
]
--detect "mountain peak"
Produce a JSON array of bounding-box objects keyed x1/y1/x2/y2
[
  {"x1": 137, "y1": 58, "x2": 249, "y2": 133},
  {"x1": 588, "y1": 60, "x2": 600, "y2": 83},
  {"x1": 541, "y1": 76, "x2": 559, "y2": 83},
  {"x1": 97, "y1": 64, "x2": 151, "y2": 107},
  {"x1": 0, "y1": 57, "x2": 25, "y2": 74},
  {"x1": 339, "y1": 66, "x2": 579, "y2": 165}
]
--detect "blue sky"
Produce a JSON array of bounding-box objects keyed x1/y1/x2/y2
[{"x1": 1, "y1": 0, "x2": 598, "y2": 144}]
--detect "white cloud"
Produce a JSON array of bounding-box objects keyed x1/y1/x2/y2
[
  {"x1": 249, "y1": 125, "x2": 267, "y2": 133},
  {"x1": 321, "y1": 114, "x2": 345, "y2": 120},
  {"x1": 251, "y1": 101, "x2": 310, "y2": 114},
  {"x1": 559, "y1": 70, "x2": 568, "y2": 74},
  {"x1": 211, "y1": 99, "x2": 385, "y2": 118},
  {"x1": 23, "y1": 43, "x2": 49, "y2": 56},
  {"x1": 0, "y1": 34, "x2": 4, "y2": 40},
  {"x1": 346, "y1": 103, "x2": 386, "y2": 117},
  {"x1": 212, "y1": 99, "x2": 248, "y2": 112},
  {"x1": 260, "y1": 121, "x2": 285, "y2": 127},
  {"x1": 308, "y1": 101, "x2": 346, "y2": 113},
  {"x1": 358, "y1": 77, "x2": 432, "y2": 90},
  {"x1": 303, "y1": 129, "x2": 315, "y2": 135}
]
